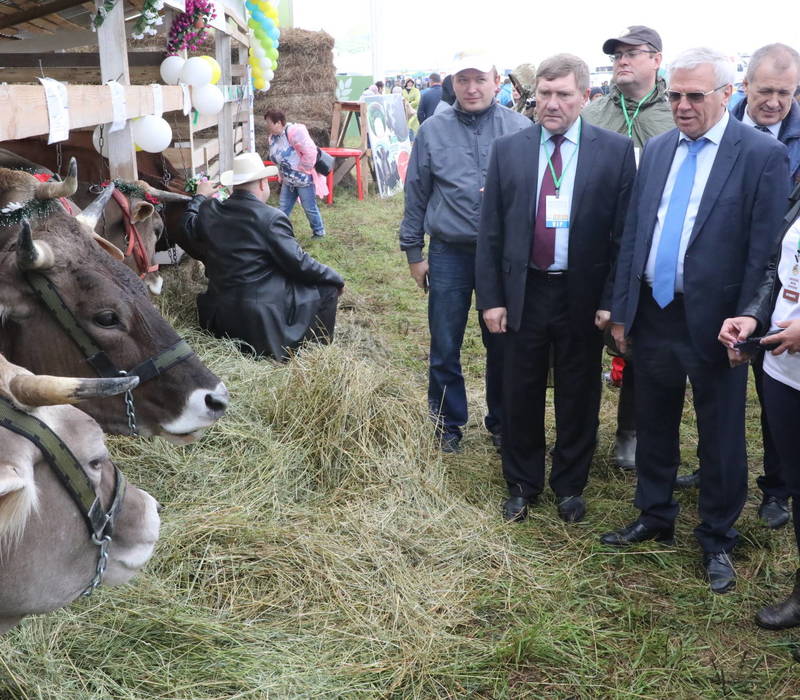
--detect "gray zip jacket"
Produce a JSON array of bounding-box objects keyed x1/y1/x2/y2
[{"x1": 399, "y1": 101, "x2": 530, "y2": 263}]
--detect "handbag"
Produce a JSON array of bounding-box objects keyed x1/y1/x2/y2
[{"x1": 314, "y1": 147, "x2": 334, "y2": 176}]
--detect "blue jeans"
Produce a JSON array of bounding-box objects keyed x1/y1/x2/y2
[
  {"x1": 279, "y1": 182, "x2": 325, "y2": 236},
  {"x1": 427, "y1": 238, "x2": 504, "y2": 440}
]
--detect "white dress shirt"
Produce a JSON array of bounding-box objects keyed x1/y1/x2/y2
[
  {"x1": 645, "y1": 110, "x2": 730, "y2": 292},
  {"x1": 536, "y1": 117, "x2": 581, "y2": 271},
  {"x1": 742, "y1": 109, "x2": 781, "y2": 138}
]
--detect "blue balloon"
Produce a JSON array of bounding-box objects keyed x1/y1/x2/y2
[
  {"x1": 273, "y1": 38, "x2": 279, "y2": 49},
  {"x1": 268, "y1": 28, "x2": 278, "y2": 41},
  {"x1": 263, "y1": 17, "x2": 275, "y2": 31}
]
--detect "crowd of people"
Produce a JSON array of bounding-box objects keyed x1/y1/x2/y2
[
  {"x1": 177, "y1": 25, "x2": 800, "y2": 629},
  {"x1": 399, "y1": 27, "x2": 800, "y2": 626}
]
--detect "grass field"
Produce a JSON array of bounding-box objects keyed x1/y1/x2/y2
[{"x1": 1, "y1": 183, "x2": 799, "y2": 699}]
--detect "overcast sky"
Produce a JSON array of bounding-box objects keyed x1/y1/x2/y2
[{"x1": 293, "y1": 0, "x2": 798, "y2": 75}]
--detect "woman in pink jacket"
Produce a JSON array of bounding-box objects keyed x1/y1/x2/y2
[{"x1": 265, "y1": 109, "x2": 329, "y2": 237}]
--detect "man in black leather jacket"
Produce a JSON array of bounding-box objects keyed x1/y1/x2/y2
[{"x1": 181, "y1": 152, "x2": 344, "y2": 361}]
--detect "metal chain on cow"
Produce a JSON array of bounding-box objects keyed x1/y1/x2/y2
[
  {"x1": 55, "y1": 142, "x2": 63, "y2": 179},
  {"x1": 0, "y1": 396, "x2": 127, "y2": 595},
  {"x1": 122, "y1": 377, "x2": 138, "y2": 437},
  {"x1": 23, "y1": 271, "x2": 196, "y2": 437}
]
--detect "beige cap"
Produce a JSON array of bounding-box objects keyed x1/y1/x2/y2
[{"x1": 220, "y1": 152, "x2": 278, "y2": 187}]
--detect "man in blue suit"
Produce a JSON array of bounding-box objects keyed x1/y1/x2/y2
[
  {"x1": 601, "y1": 47, "x2": 790, "y2": 593},
  {"x1": 476, "y1": 54, "x2": 636, "y2": 524}
]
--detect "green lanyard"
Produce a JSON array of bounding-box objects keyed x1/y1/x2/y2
[
  {"x1": 541, "y1": 121, "x2": 581, "y2": 196},
  {"x1": 620, "y1": 87, "x2": 656, "y2": 139}
]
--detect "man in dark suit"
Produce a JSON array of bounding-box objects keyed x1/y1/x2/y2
[
  {"x1": 601, "y1": 47, "x2": 790, "y2": 593},
  {"x1": 476, "y1": 54, "x2": 636, "y2": 524},
  {"x1": 677, "y1": 43, "x2": 800, "y2": 528}
]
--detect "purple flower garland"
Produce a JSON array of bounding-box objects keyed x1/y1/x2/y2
[{"x1": 165, "y1": 0, "x2": 217, "y2": 55}]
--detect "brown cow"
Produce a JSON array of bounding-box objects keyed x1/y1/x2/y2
[
  {"x1": 0, "y1": 143, "x2": 190, "y2": 294},
  {"x1": 0, "y1": 163, "x2": 228, "y2": 440},
  {"x1": 0, "y1": 354, "x2": 160, "y2": 635}
]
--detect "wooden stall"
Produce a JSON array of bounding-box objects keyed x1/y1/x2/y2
[{"x1": 0, "y1": 0, "x2": 254, "y2": 183}]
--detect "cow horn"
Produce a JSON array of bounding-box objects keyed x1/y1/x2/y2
[
  {"x1": 9, "y1": 373, "x2": 139, "y2": 407},
  {"x1": 142, "y1": 184, "x2": 191, "y2": 203},
  {"x1": 75, "y1": 182, "x2": 115, "y2": 230},
  {"x1": 16, "y1": 220, "x2": 54, "y2": 271},
  {"x1": 33, "y1": 157, "x2": 78, "y2": 200}
]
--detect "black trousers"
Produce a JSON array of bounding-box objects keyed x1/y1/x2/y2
[
  {"x1": 632, "y1": 287, "x2": 748, "y2": 553},
  {"x1": 752, "y1": 354, "x2": 787, "y2": 499},
  {"x1": 502, "y1": 270, "x2": 603, "y2": 500},
  {"x1": 762, "y1": 372, "x2": 800, "y2": 552},
  {"x1": 303, "y1": 284, "x2": 339, "y2": 344}
]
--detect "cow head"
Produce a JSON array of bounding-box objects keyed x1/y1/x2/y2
[
  {"x1": 0, "y1": 166, "x2": 228, "y2": 441},
  {"x1": 0, "y1": 354, "x2": 160, "y2": 635}
]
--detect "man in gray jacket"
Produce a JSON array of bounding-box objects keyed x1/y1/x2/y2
[{"x1": 399, "y1": 50, "x2": 530, "y2": 452}]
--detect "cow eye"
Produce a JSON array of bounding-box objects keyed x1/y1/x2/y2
[{"x1": 94, "y1": 310, "x2": 120, "y2": 328}]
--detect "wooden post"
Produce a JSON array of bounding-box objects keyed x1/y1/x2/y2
[
  {"x1": 216, "y1": 32, "x2": 234, "y2": 173},
  {"x1": 96, "y1": 0, "x2": 137, "y2": 180}
]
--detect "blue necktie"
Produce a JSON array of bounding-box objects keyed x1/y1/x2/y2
[{"x1": 652, "y1": 138, "x2": 708, "y2": 308}]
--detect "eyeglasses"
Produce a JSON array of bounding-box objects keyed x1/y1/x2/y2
[
  {"x1": 608, "y1": 49, "x2": 658, "y2": 62},
  {"x1": 666, "y1": 84, "x2": 728, "y2": 103}
]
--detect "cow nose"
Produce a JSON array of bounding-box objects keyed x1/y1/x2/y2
[{"x1": 205, "y1": 386, "x2": 229, "y2": 417}]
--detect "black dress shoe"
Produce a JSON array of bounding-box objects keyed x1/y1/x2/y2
[
  {"x1": 557, "y1": 495, "x2": 586, "y2": 523},
  {"x1": 755, "y1": 569, "x2": 800, "y2": 630},
  {"x1": 674, "y1": 470, "x2": 700, "y2": 490},
  {"x1": 503, "y1": 496, "x2": 530, "y2": 523},
  {"x1": 704, "y1": 551, "x2": 736, "y2": 594},
  {"x1": 758, "y1": 496, "x2": 791, "y2": 529},
  {"x1": 600, "y1": 520, "x2": 675, "y2": 547}
]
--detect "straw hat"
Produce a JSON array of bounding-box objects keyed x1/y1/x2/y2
[{"x1": 220, "y1": 152, "x2": 277, "y2": 187}]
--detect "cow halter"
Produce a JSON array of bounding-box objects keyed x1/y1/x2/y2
[
  {"x1": 109, "y1": 188, "x2": 159, "y2": 278},
  {"x1": 24, "y1": 270, "x2": 195, "y2": 437},
  {"x1": 0, "y1": 396, "x2": 127, "y2": 596}
]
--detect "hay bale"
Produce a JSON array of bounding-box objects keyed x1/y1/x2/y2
[{"x1": 253, "y1": 28, "x2": 336, "y2": 156}]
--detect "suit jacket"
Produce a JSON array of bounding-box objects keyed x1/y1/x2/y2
[
  {"x1": 612, "y1": 116, "x2": 790, "y2": 363},
  {"x1": 476, "y1": 120, "x2": 636, "y2": 333},
  {"x1": 181, "y1": 190, "x2": 343, "y2": 360}
]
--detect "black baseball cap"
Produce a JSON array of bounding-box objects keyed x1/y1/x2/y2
[{"x1": 602, "y1": 26, "x2": 663, "y2": 55}]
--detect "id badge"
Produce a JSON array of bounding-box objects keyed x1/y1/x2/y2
[
  {"x1": 545, "y1": 195, "x2": 570, "y2": 228},
  {"x1": 784, "y1": 272, "x2": 800, "y2": 302}
]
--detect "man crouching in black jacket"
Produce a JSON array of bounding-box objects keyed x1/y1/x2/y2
[{"x1": 181, "y1": 151, "x2": 345, "y2": 361}]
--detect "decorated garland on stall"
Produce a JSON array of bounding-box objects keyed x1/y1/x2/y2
[
  {"x1": 92, "y1": 0, "x2": 166, "y2": 39},
  {"x1": 165, "y1": 0, "x2": 217, "y2": 54},
  {"x1": 245, "y1": 0, "x2": 280, "y2": 92}
]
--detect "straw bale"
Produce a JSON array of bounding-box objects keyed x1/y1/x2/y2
[{"x1": 253, "y1": 28, "x2": 336, "y2": 155}]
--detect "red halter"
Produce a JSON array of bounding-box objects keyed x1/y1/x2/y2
[{"x1": 109, "y1": 188, "x2": 159, "y2": 278}]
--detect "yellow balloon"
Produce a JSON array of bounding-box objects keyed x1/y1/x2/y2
[
  {"x1": 254, "y1": 79, "x2": 266, "y2": 90},
  {"x1": 199, "y1": 55, "x2": 222, "y2": 85}
]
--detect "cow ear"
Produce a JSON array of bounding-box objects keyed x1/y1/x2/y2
[
  {"x1": 91, "y1": 233, "x2": 125, "y2": 261},
  {"x1": 130, "y1": 200, "x2": 155, "y2": 223},
  {"x1": 0, "y1": 463, "x2": 36, "y2": 543},
  {"x1": 0, "y1": 464, "x2": 25, "y2": 498}
]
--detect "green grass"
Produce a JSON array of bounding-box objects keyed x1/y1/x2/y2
[{"x1": 2, "y1": 182, "x2": 800, "y2": 699}]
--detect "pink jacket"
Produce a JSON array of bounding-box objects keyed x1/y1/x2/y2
[{"x1": 286, "y1": 123, "x2": 329, "y2": 198}]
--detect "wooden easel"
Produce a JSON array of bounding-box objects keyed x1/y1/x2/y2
[{"x1": 329, "y1": 101, "x2": 372, "y2": 187}]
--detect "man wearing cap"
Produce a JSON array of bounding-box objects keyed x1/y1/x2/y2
[
  {"x1": 582, "y1": 25, "x2": 675, "y2": 472},
  {"x1": 181, "y1": 152, "x2": 345, "y2": 361},
  {"x1": 601, "y1": 47, "x2": 789, "y2": 593},
  {"x1": 399, "y1": 50, "x2": 530, "y2": 453},
  {"x1": 417, "y1": 73, "x2": 443, "y2": 125},
  {"x1": 476, "y1": 54, "x2": 636, "y2": 524},
  {"x1": 675, "y1": 43, "x2": 800, "y2": 521}
]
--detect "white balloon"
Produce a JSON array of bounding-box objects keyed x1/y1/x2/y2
[
  {"x1": 259, "y1": 58, "x2": 270, "y2": 71},
  {"x1": 254, "y1": 45, "x2": 266, "y2": 58},
  {"x1": 131, "y1": 115, "x2": 173, "y2": 153},
  {"x1": 159, "y1": 55, "x2": 185, "y2": 85},
  {"x1": 265, "y1": 69, "x2": 274, "y2": 81},
  {"x1": 92, "y1": 124, "x2": 111, "y2": 157},
  {"x1": 191, "y1": 84, "x2": 225, "y2": 115},
  {"x1": 179, "y1": 56, "x2": 213, "y2": 87},
  {"x1": 262, "y1": 81, "x2": 271, "y2": 91}
]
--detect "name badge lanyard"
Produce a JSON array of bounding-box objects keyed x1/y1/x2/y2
[
  {"x1": 783, "y1": 231, "x2": 800, "y2": 303},
  {"x1": 620, "y1": 87, "x2": 656, "y2": 139},
  {"x1": 542, "y1": 125, "x2": 581, "y2": 197}
]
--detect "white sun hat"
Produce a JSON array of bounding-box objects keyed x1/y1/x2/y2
[
  {"x1": 220, "y1": 152, "x2": 278, "y2": 187},
  {"x1": 451, "y1": 49, "x2": 495, "y2": 75}
]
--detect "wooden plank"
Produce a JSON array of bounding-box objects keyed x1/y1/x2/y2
[
  {"x1": 0, "y1": 65, "x2": 161, "y2": 84},
  {"x1": 0, "y1": 0, "x2": 85, "y2": 31},
  {"x1": 97, "y1": 0, "x2": 135, "y2": 180},
  {"x1": 0, "y1": 85, "x2": 184, "y2": 141},
  {"x1": 215, "y1": 32, "x2": 234, "y2": 174},
  {"x1": 0, "y1": 29, "x2": 98, "y2": 53},
  {"x1": 0, "y1": 52, "x2": 163, "y2": 67}
]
